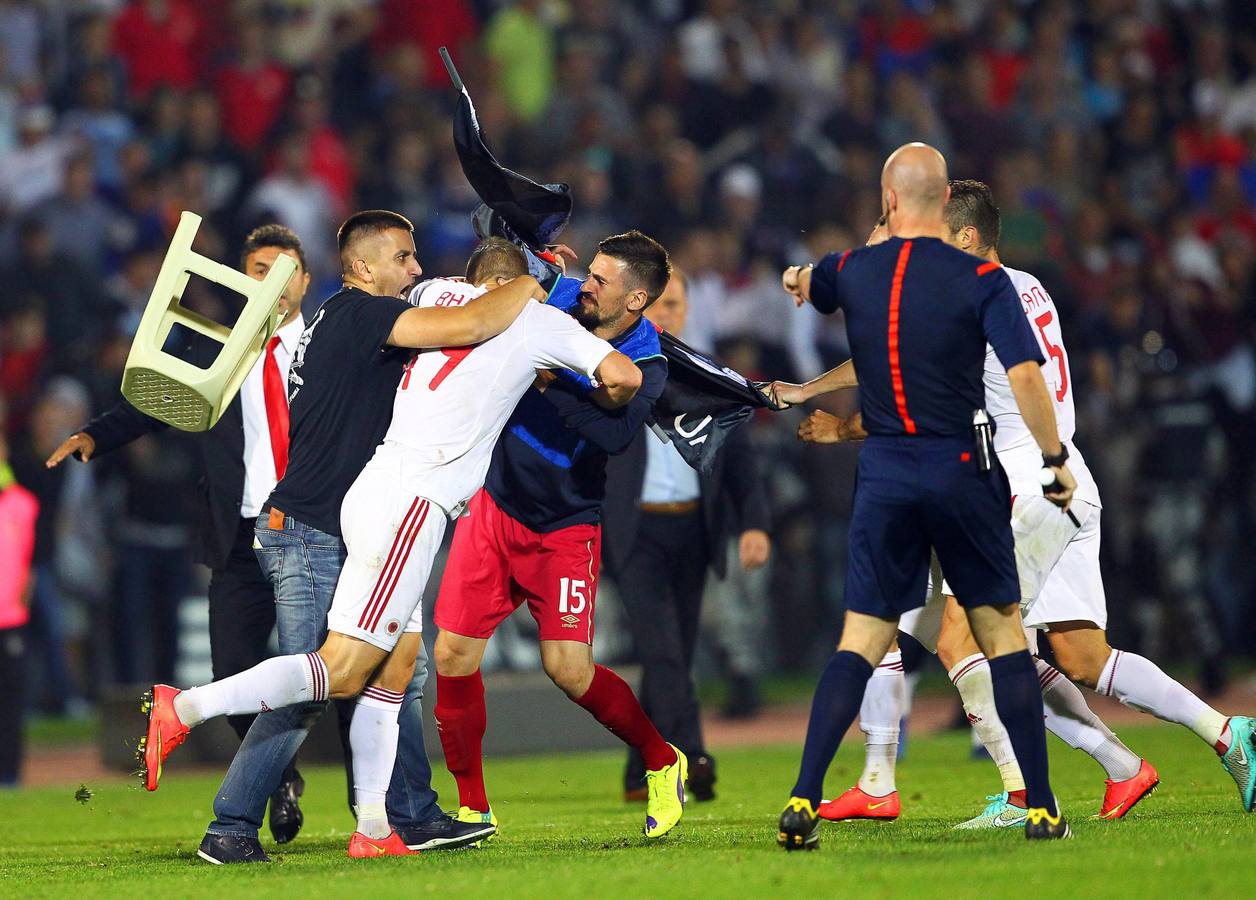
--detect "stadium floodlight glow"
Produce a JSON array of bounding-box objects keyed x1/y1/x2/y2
[{"x1": 120, "y1": 211, "x2": 295, "y2": 432}]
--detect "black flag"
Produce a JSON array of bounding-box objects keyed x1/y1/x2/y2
[
  {"x1": 442, "y1": 47, "x2": 572, "y2": 250},
  {"x1": 651, "y1": 330, "x2": 782, "y2": 473}
]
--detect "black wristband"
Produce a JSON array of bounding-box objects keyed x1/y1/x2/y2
[{"x1": 1042, "y1": 444, "x2": 1069, "y2": 468}]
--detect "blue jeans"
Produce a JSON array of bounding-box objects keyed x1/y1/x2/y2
[{"x1": 206, "y1": 512, "x2": 441, "y2": 837}]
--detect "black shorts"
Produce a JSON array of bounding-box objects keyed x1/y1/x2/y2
[{"x1": 844, "y1": 435, "x2": 1020, "y2": 619}]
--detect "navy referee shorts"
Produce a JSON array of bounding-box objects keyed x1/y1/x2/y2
[{"x1": 844, "y1": 434, "x2": 1020, "y2": 619}]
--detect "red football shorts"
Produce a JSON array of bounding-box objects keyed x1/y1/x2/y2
[{"x1": 435, "y1": 488, "x2": 601, "y2": 644}]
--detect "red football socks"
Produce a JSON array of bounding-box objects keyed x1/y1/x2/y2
[
  {"x1": 574, "y1": 665, "x2": 676, "y2": 771},
  {"x1": 434, "y1": 671, "x2": 489, "y2": 812}
]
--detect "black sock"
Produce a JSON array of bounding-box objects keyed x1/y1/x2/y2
[
  {"x1": 988, "y1": 650, "x2": 1058, "y2": 816},
  {"x1": 791, "y1": 651, "x2": 874, "y2": 805}
]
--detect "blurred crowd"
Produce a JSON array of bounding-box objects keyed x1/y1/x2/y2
[{"x1": 1, "y1": 0, "x2": 1255, "y2": 726}]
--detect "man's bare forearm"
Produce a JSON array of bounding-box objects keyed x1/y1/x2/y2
[{"x1": 803, "y1": 359, "x2": 858, "y2": 400}]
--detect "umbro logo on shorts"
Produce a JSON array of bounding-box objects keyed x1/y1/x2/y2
[{"x1": 560, "y1": 614, "x2": 580, "y2": 627}]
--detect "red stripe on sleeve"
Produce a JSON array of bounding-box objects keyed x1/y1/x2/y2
[
  {"x1": 976, "y1": 261, "x2": 1000, "y2": 276},
  {"x1": 836, "y1": 249, "x2": 851, "y2": 272},
  {"x1": 888, "y1": 240, "x2": 916, "y2": 434}
]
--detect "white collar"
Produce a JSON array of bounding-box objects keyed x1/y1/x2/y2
[{"x1": 272, "y1": 312, "x2": 305, "y2": 353}]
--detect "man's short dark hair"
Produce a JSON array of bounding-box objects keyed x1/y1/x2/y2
[
  {"x1": 337, "y1": 209, "x2": 414, "y2": 272},
  {"x1": 240, "y1": 223, "x2": 307, "y2": 272},
  {"x1": 597, "y1": 230, "x2": 671, "y2": 306},
  {"x1": 944, "y1": 180, "x2": 1001, "y2": 251},
  {"x1": 466, "y1": 237, "x2": 528, "y2": 285}
]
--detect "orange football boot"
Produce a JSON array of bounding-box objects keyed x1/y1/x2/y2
[
  {"x1": 348, "y1": 831, "x2": 416, "y2": 858},
  {"x1": 817, "y1": 785, "x2": 901, "y2": 821},
  {"x1": 136, "y1": 684, "x2": 190, "y2": 792},
  {"x1": 1098, "y1": 759, "x2": 1159, "y2": 820}
]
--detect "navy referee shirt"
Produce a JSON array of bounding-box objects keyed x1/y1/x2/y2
[{"x1": 809, "y1": 236, "x2": 1043, "y2": 437}]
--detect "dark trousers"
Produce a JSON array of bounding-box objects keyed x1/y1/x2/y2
[
  {"x1": 618, "y1": 510, "x2": 709, "y2": 788},
  {"x1": 0, "y1": 627, "x2": 24, "y2": 784},
  {"x1": 114, "y1": 543, "x2": 188, "y2": 684},
  {"x1": 208, "y1": 519, "x2": 279, "y2": 743}
]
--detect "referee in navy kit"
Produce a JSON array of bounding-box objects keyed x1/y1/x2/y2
[{"x1": 774, "y1": 144, "x2": 1078, "y2": 850}]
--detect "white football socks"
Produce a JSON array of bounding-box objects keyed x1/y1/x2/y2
[
  {"x1": 949, "y1": 653, "x2": 1025, "y2": 793},
  {"x1": 352, "y1": 686, "x2": 405, "y2": 839},
  {"x1": 857, "y1": 651, "x2": 904, "y2": 796},
  {"x1": 1098, "y1": 649, "x2": 1228, "y2": 748},
  {"x1": 1036, "y1": 658, "x2": 1140, "y2": 781},
  {"x1": 174, "y1": 652, "x2": 329, "y2": 728}
]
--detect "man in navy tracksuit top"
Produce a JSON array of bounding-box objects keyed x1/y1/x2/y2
[
  {"x1": 774, "y1": 144, "x2": 1080, "y2": 849},
  {"x1": 430, "y1": 231, "x2": 691, "y2": 841}
]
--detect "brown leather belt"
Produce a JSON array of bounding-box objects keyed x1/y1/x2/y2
[{"x1": 639, "y1": 500, "x2": 700, "y2": 515}]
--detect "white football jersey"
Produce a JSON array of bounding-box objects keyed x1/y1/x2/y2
[
  {"x1": 381, "y1": 277, "x2": 613, "y2": 513},
  {"x1": 983, "y1": 266, "x2": 1100, "y2": 507}
]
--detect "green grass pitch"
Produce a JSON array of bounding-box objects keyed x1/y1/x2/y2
[{"x1": 1, "y1": 724, "x2": 1251, "y2": 899}]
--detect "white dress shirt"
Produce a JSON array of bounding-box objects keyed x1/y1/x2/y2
[
  {"x1": 239, "y1": 313, "x2": 304, "y2": 518},
  {"x1": 640, "y1": 430, "x2": 701, "y2": 504}
]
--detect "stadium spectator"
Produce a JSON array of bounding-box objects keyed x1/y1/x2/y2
[
  {"x1": 214, "y1": 16, "x2": 291, "y2": 155},
  {"x1": 243, "y1": 133, "x2": 338, "y2": 275},
  {"x1": 10, "y1": 377, "x2": 102, "y2": 717},
  {"x1": 33, "y1": 154, "x2": 116, "y2": 274},
  {"x1": 60, "y1": 65, "x2": 134, "y2": 191},
  {"x1": 111, "y1": 0, "x2": 205, "y2": 102},
  {"x1": 0, "y1": 106, "x2": 77, "y2": 216},
  {"x1": 483, "y1": 0, "x2": 555, "y2": 123}
]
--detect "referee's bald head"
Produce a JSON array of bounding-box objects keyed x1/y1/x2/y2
[{"x1": 881, "y1": 143, "x2": 949, "y2": 220}]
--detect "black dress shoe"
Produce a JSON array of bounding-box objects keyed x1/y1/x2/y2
[
  {"x1": 197, "y1": 833, "x2": 271, "y2": 864},
  {"x1": 268, "y1": 770, "x2": 305, "y2": 844},
  {"x1": 687, "y1": 754, "x2": 717, "y2": 801},
  {"x1": 395, "y1": 813, "x2": 496, "y2": 851}
]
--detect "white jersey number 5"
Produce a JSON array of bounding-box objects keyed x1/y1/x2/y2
[{"x1": 1030, "y1": 307, "x2": 1068, "y2": 402}]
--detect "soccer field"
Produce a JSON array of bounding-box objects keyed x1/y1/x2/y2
[{"x1": 1, "y1": 724, "x2": 1251, "y2": 899}]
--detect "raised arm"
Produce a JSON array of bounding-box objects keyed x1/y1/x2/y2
[
  {"x1": 783, "y1": 248, "x2": 849, "y2": 315},
  {"x1": 386, "y1": 275, "x2": 548, "y2": 349}
]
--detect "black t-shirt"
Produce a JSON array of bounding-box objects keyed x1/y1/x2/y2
[{"x1": 266, "y1": 286, "x2": 411, "y2": 536}]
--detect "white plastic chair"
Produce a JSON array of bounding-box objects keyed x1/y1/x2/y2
[{"x1": 121, "y1": 211, "x2": 297, "y2": 431}]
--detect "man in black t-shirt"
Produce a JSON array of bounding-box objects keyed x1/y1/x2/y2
[{"x1": 137, "y1": 210, "x2": 543, "y2": 864}]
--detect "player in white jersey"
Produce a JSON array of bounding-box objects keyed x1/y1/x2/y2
[
  {"x1": 774, "y1": 183, "x2": 1256, "y2": 827},
  {"x1": 329, "y1": 239, "x2": 633, "y2": 651}
]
